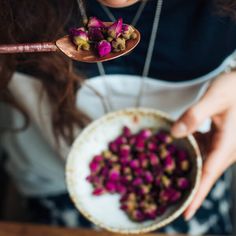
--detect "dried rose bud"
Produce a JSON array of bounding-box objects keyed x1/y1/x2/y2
[
  {"x1": 167, "y1": 144, "x2": 177, "y2": 154},
  {"x1": 133, "y1": 168, "x2": 143, "y2": 176},
  {"x1": 109, "y1": 167, "x2": 120, "y2": 181},
  {"x1": 160, "y1": 145, "x2": 169, "y2": 159},
  {"x1": 88, "y1": 27, "x2": 104, "y2": 42},
  {"x1": 100, "y1": 166, "x2": 109, "y2": 177},
  {"x1": 110, "y1": 155, "x2": 118, "y2": 162},
  {"x1": 123, "y1": 126, "x2": 131, "y2": 137},
  {"x1": 109, "y1": 142, "x2": 118, "y2": 153},
  {"x1": 130, "y1": 209, "x2": 145, "y2": 222},
  {"x1": 112, "y1": 37, "x2": 126, "y2": 52},
  {"x1": 161, "y1": 175, "x2": 171, "y2": 188},
  {"x1": 70, "y1": 28, "x2": 90, "y2": 50},
  {"x1": 93, "y1": 187, "x2": 106, "y2": 196},
  {"x1": 130, "y1": 32, "x2": 138, "y2": 39},
  {"x1": 164, "y1": 155, "x2": 176, "y2": 174},
  {"x1": 116, "y1": 184, "x2": 126, "y2": 194},
  {"x1": 144, "y1": 171, "x2": 154, "y2": 183},
  {"x1": 140, "y1": 159, "x2": 149, "y2": 168},
  {"x1": 149, "y1": 153, "x2": 159, "y2": 166},
  {"x1": 127, "y1": 193, "x2": 136, "y2": 201},
  {"x1": 120, "y1": 144, "x2": 131, "y2": 157},
  {"x1": 97, "y1": 40, "x2": 112, "y2": 57},
  {"x1": 180, "y1": 160, "x2": 190, "y2": 172},
  {"x1": 102, "y1": 150, "x2": 112, "y2": 159},
  {"x1": 177, "y1": 177, "x2": 190, "y2": 190},
  {"x1": 139, "y1": 128, "x2": 152, "y2": 139},
  {"x1": 93, "y1": 155, "x2": 103, "y2": 162},
  {"x1": 157, "y1": 131, "x2": 173, "y2": 144},
  {"x1": 159, "y1": 189, "x2": 170, "y2": 203},
  {"x1": 89, "y1": 160, "x2": 100, "y2": 172},
  {"x1": 144, "y1": 204, "x2": 157, "y2": 220},
  {"x1": 139, "y1": 185, "x2": 151, "y2": 195},
  {"x1": 128, "y1": 136, "x2": 136, "y2": 146},
  {"x1": 132, "y1": 177, "x2": 143, "y2": 186},
  {"x1": 138, "y1": 152, "x2": 146, "y2": 160},
  {"x1": 169, "y1": 188, "x2": 181, "y2": 203},
  {"x1": 135, "y1": 140, "x2": 145, "y2": 152},
  {"x1": 107, "y1": 18, "x2": 123, "y2": 39},
  {"x1": 122, "y1": 174, "x2": 133, "y2": 184},
  {"x1": 123, "y1": 166, "x2": 132, "y2": 175},
  {"x1": 122, "y1": 24, "x2": 135, "y2": 40},
  {"x1": 130, "y1": 159, "x2": 140, "y2": 169},
  {"x1": 87, "y1": 16, "x2": 105, "y2": 28},
  {"x1": 155, "y1": 176, "x2": 162, "y2": 187},
  {"x1": 147, "y1": 142, "x2": 157, "y2": 152},
  {"x1": 105, "y1": 182, "x2": 117, "y2": 193},
  {"x1": 120, "y1": 155, "x2": 131, "y2": 165},
  {"x1": 114, "y1": 136, "x2": 127, "y2": 146}
]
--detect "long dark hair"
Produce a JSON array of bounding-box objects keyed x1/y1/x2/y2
[
  {"x1": 0, "y1": 0, "x2": 235, "y2": 145},
  {"x1": 0, "y1": 0, "x2": 90, "y2": 144}
]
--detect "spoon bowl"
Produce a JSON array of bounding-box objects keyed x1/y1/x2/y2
[{"x1": 0, "y1": 23, "x2": 140, "y2": 63}]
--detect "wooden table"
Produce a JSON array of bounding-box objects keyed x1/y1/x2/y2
[
  {"x1": 0, "y1": 222, "x2": 182, "y2": 236},
  {"x1": 0, "y1": 222, "x2": 179, "y2": 236}
]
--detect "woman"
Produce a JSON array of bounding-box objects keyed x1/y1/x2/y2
[{"x1": 0, "y1": 0, "x2": 236, "y2": 234}]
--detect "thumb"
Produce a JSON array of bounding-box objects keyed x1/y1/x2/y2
[{"x1": 171, "y1": 84, "x2": 226, "y2": 138}]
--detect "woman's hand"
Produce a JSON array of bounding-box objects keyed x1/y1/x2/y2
[
  {"x1": 171, "y1": 71, "x2": 236, "y2": 220},
  {"x1": 98, "y1": 0, "x2": 139, "y2": 8}
]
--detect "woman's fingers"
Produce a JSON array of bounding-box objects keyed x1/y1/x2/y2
[
  {"x1": 184, "y1": 147, "x2": 230, "y2": 220},
  {"x1": 171, "y1": 79, "x2": 228, "y2": 138},
  {"x1": 184, "y1": 114, "x2": 236, "y2": 220}
]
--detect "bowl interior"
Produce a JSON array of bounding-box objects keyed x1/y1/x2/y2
[{"x1": 66, "y1": 108, "x2": 202, "y2": 234}]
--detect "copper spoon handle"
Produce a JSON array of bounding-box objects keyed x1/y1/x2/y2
[{"x1": 0, "y1": 42, "x2": 58, "y2": 54}]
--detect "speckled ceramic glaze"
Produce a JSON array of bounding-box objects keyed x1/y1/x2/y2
[{"x1": 66, "y1": 108, "x2": 202, "y2": 234}]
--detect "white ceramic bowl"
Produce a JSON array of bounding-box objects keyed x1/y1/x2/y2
[{"x1": 66, "y1": 108, "x2": 202, "y2": 234}]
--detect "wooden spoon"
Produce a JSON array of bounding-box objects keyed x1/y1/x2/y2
[{"x1": 0, "y1": 24, "x2": 140, "y2": 63}]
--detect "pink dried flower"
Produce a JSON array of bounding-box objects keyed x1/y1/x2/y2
[
  {"x1": 180, "y1": 160, "x2": 190, "y2": 172},
  {"x1": 70, "y1": 28, "x2": 90, "y2": 50},
  {"x1": 122, "y1": 24, "x2": 135, "y2": 39},
  {"x1": 140, "y1": 159, "x2": 149, "y2": 168},
  {"x1": 119, "y1": 144, "x2": 131, "y2": 157},
  {"x1": 132, "y1": 178, "x2": 143, "y2": 186},
  {"x1": 114, "y1": 136, "x2": 127, "y2": 146},
  {"x1": 149, "y1": 153, "x2": 159, "y2": 166},
  {"x1": 109, "y1": 168, "x2": 120, "y2": 181},
  {"x1": 97, "y1": 40, "x2": 111, "y2": 57},
  {"x1": 177, "y1": 177, "x2": 190, "y2": 190},
  {"x1": 123, "y1": 126, "x2": 131, "y2": 137},
  {"x1": 88, "y1": 27, "x2": 104, "y2": 42},
  {"x1": 93, "y1": 155, "x2": 103, "y2": 162},
  {"x1": 144, "y1": 171, "x2": 154, "y2": 183},
  {"x1": 116, "y1": 184, "x2": 127, "y2": 194},
  {"x1": 130, "y1": 209, "x2": 145, "y2": 222},
  {"x1": 135, "y1": 140, "x2": 145, "y2": 152},
  {"x1": 109, "y1": 142, "x2": 118, "y2": 153},
  {"x1": 107, "y1": 18, "x2": 123, "y2": 39},
  {"x1": 147, "y1": 142, "x2": 157, "y2": 151},
  {"x1": 93, "y1": 188, "x2": 105, "y2": 196},
  {"x1": 89, "y1": 160, "x2": 100, "y2": 172},
  {"x1": 161, "y1": 175, "x2": 171, "y2": 188},
  {"x1": 105, "y1": 182, "x2": 116, "y2": 193},
  {"x1": 130, "y1": 159, "x2": 140, "y2": 169},
  {"x1": 164, "y1": 155, "x2": 176, "y2": 174},
  {"x1": 87, "y1": 17, "x2": 105, "y2": 28},
  {"x1": 139, "y1": 128, "x2": 152, "y2": 139}
]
